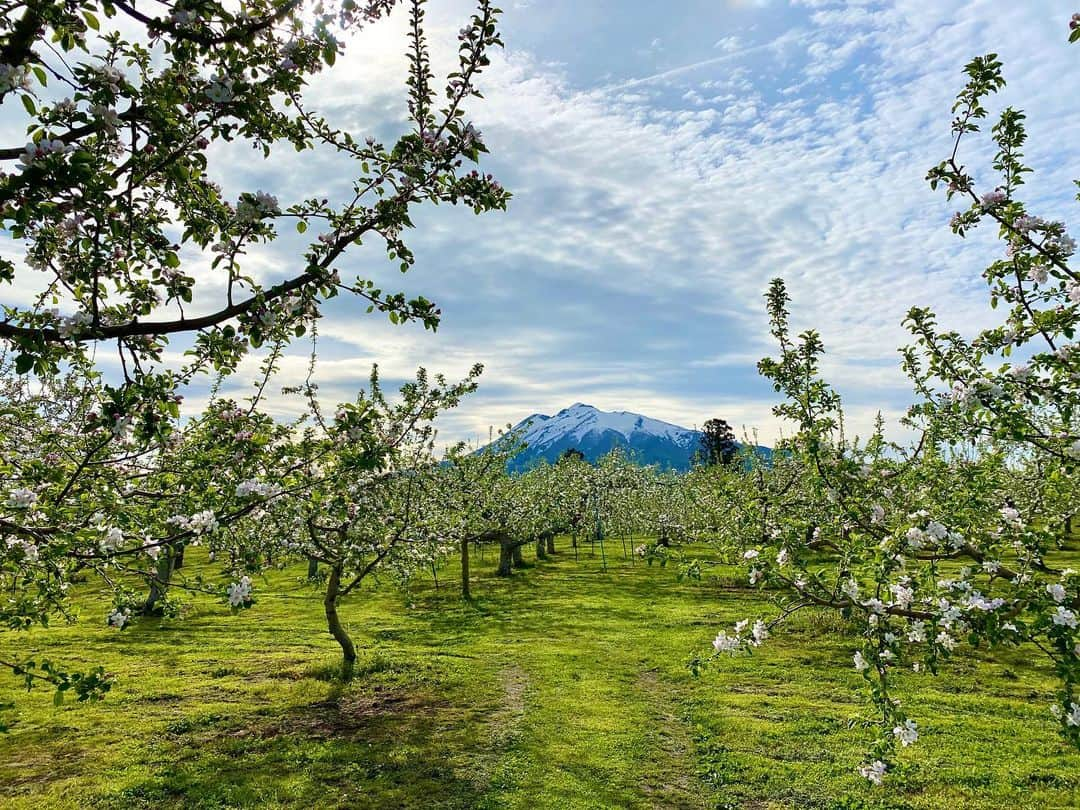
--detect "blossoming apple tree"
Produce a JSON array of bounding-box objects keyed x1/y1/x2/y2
[
  {"x1": 0, "y1": 0, "x2": 507, "y2": 704},
  {"x1": 701, "y1": 27, "x2": 1080, "y2": 784},
  {"x1": 248, "y1": 363, "x2": 482, "y2": 677}
]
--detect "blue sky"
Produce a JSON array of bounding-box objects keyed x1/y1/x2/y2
[{"x1": 10, "y1": 1, "x2": 1080, "y2": 446}]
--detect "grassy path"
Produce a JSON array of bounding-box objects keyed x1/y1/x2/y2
[{"x1": 2, "y1": 541, "x2": 1079, "y2": 808}]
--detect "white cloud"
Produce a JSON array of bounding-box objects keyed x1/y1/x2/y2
[{"x1": 5, "y1": 1, "x2": 1079, "y2": 452}]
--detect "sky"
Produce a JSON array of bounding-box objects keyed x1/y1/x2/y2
[{"x1": 10, "y1": 1, "x2": 1080, "y2": 447}]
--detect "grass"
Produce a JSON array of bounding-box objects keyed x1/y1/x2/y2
[{"x1": 1, "y1": 539, "x2": 1079, "y2": 809}]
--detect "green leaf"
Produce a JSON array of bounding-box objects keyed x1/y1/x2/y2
[
  {"x1": 296, "y1": 221, "x2": 307, "y2": 234},
  {"x1": 20, "y1": 94, "x2": 36, "y2": 116},
  {"x1": 14, "y1": 354, "x2": 33, "y2": 374}
]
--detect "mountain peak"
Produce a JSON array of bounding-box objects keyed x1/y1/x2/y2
[{"x1": 504, "y1": 403, "x2": 703, "y2": 471}]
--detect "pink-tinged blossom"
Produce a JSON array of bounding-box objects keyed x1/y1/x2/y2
[
  {"x1": 1015, "y1": 214, "x2": 1046, "y2": 233},
  {"x1": 980, "y1": 189, "x2": 1007, "y2": 209}
]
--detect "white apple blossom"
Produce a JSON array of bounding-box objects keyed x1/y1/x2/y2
[
  {"x1": 890, "y1": 584, "x2": 915, "y2": 610},
  {"x1": 58, "y1": 311, "x2": 92, "y2": 338},
  {"x1": 5, "y1": 488, "x2": 37, "y2": 509},
  {"x1": 101, "y1": 527, "x2": 124, "y2": 551},
  {"x1": 858, "y1": 760, "x2": 887, "y2": 785},
  {"x1": 205, "y1": 75, "x2": 234, "y2": 103},
  {"x1": 1052, "y1": 606, "x2": 1078, "y2": 629},
  {"x1": 236, "y1": 479, "x2": 282, "y2": 499},
  {"x1": 936, "y1": 631, "x2": 957, "y2": 651},
  {"x1": 18, "y1": 138, "x2": 73, "y2": 168},
  {"x1": 966, "y1": 592, "x2": 1005, "y2": 611},
  {"x1": 1062, "y1": 702, "x2": 1080, "y2": 728},
  {"x1": 841, "y1": 578, "x2": 859, "y2": 600},
  {"x1": 864, "y1": 598, "x2": 886, "y2": 615},
  {"x1": 892, "y1": 719, "x2": 918, "y2": 747},
  {"x1": 750, "y1": 619, "x2": 769, "y2": 646},
  {"x1": 227, "y1": 576, "x2": 253, "y2": 607},
  {"x1": 905, "y1": 527, "x2": 926, "y2": 549},
  {"x1": 712, "y1": 630, "x2": 740, "y2": 654},
  {"x1": 1000, "y1": 506, "x2": 1024, "y2": 529},
  {"x1": 0, "y1": 62, "x2": 32, "y2": 93}
]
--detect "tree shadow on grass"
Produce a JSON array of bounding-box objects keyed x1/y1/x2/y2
[{"x1": 91, "y1": 682, "x2": 501, "y2": 810}]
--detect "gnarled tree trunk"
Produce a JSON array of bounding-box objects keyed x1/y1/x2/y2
[
  {"x1": 546, "y1": 532, "x2": 556, "y2": 555},
  {"x1": 142, "y1": 546, "x2": 176, "y2": 616},
  {"x1": 497, "y1": 539, "x2": 514, "y2": 577},
  {"x1": 324, "y1": 564, "x2": 356, "y2": 678}
]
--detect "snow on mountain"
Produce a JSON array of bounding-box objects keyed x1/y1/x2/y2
[
  {"x1": 500, "y1": 403, "x2": 705, "y2": 472},
  {"x1": 514, "y1": 403, "x2": 698, "y2": 449}
]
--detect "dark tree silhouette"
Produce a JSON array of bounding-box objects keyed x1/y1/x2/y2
[
  {"x1": 560, "y1": 447, "x2": 586, "y2": 463},
  {"x1": 699, "y1": 418, "x2": 738, "y2": 466}
]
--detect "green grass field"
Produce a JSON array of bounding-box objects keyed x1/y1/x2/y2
[{"x1": 1, "y1": 540, "x2": 1078, "y2": 809}]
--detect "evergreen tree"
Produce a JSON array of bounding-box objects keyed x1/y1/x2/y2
[{"x1": 699, "y1": 418, "x2": 738, "y2": 466}]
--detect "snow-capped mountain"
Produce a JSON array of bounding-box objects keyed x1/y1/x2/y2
[{"x1": 499, "y1": 403, "x2": 705, "y2": 472}]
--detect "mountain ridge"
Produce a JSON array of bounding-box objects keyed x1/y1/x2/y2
[{"x1": 494, "y1": 402, "x2": 763, "y2": 472}]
